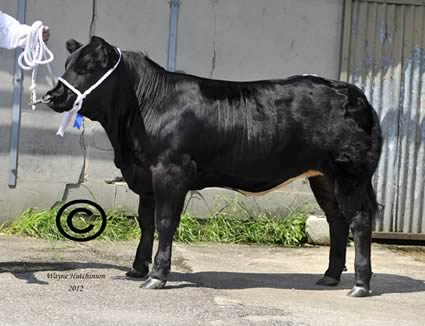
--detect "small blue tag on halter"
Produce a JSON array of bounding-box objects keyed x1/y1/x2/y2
[{"x1": 73, "y1": 113, "x2": 84, "y2": 129}]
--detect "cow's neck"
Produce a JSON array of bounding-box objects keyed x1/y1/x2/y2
[
  {"x1": 95, "y1": 51, "x2": 168, "y2": 171},
  {"x1": 98, "y1": 60, "x2": 150, "y2": 171},
  {"x1": 122, "y1": 51, "x2": 169, "y2": 115}
]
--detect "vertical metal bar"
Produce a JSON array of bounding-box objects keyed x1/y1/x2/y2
[
  {"x1": 399, "y1": 5, "x2": 415, "y2": 233},
  {"x1": 372, "y1": 2, "x2": 387, "y2": 232},
  {"x1": 410, "y1": 5, "x2": 425, "y2": 234},
  {"x1": 167, "y1": 0, "x2": 180, "y2": 72},
  {"x1": 357, "y1": 1, "x2": 369, "y2": 91},
  {"x1": 387, "y1": 4, "x2": 404, "y2": 232},
  {"x1": 8, "y1": 0, "x2": 26, "y2": 187},
  {"x1": 348, "y1": 1, "x2": 360, "y2": 84},
  {"x1": 339, "y1": 0, "x2": 353, "y2": 82},
  {"x1": 381, "y1": 3, "x2": 400, "y2": 233},
  {"x1": 363, "y1": 2, "x2": 377, "y2": 102},
  {"x1": 403, "y1": 5, "x2": 421, "y2": 233}
]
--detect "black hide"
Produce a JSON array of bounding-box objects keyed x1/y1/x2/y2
[{"x1": 46, "y1": 36, "x2": 382, "y2": 296}]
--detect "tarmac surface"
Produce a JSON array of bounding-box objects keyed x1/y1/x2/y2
[{"x1": 0, "y1": 235, "x2": 424, "y2": 326}]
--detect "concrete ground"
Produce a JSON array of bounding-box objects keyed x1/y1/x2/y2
[{"x1": 0, "y1": 235, "x2": 424, "y2": 326}]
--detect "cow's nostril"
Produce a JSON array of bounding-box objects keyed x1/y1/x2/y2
[
  {"x1": 46, "y1": 83, "x2": 66, "y2": 100},
  {"x1": 41, "y1": 94, "x2": 52, "y2": 103}
]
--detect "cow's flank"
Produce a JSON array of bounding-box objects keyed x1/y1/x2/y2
[{"x1": 45, "y1": 36, "x2": 382, "y2": 297}]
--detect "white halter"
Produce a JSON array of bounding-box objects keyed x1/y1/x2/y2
[{"x1": 56, "y1": 47, "x2": 122, "y2": 136}]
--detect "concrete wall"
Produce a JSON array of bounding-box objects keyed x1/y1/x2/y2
[
  {"x1": 0, "y1": 0, "x2": 344, "y2": 222},
  {"x1": 177, "y1": 0, "x2": 343, "y2": 80}
]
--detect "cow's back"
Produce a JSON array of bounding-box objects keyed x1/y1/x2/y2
[{"x1": 142, "y1": 74, "x2": 376, "y2": 189}]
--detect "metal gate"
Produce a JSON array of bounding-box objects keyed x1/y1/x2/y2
[{"x1": 340, "y1": 0, "x2": 425, "y2": 240}]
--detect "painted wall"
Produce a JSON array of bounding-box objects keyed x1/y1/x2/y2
[{"x1": 0, "y1": 0, "x2": 344, "y2": 221}]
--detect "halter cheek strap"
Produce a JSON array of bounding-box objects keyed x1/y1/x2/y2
[{"x1": 56, "y1": 47, "x2": 122, "y2": 136}]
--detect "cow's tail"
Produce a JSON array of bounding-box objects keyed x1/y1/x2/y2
[
  {"x1": 368, "y1": 103, "x2": 383, "y2": 173},
  {"x1": 363, "y1": 179, "x2": 382, "y2": 222},
  {"x1": 364, "y1": 103, "x2": 383, "y2": 221}
]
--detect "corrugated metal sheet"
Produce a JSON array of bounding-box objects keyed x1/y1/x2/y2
[{"x1": 341, "y1": 0, "x2": 425, "y2": 235}]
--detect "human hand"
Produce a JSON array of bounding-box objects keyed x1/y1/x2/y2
[{"x1": 42, "y1": 26, "x2": 50, "y2": 42}]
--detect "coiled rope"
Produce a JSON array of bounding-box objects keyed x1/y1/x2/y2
[{"x1": 17, "y1": 21, "x2": 55, "y2": 110}]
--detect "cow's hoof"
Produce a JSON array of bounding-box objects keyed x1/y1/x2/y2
[
  {"x1": 316, "y1": 275, "x2": 339, "y2": 286},
  {"x1": 347, "y1": 286, "x2": 371, "y2": 297},
  {"x1": 141, "y1": 277, "x2": 166, "y2": 289},
  {"x1": 126, "y1": 268, "x2": 148, "y2": 279}
]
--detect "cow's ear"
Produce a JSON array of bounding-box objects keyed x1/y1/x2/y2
[
  {"x1": 90, "y1": 36, "x2": 115, "y2": 68},
  {"x1": 66, "y1": 39, "x2": 82, "y2": 53},
  {"x1": 90, "y1": 35, "x2": 107, "y2": 47}
]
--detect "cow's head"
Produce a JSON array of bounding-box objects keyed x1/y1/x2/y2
[{"x1": 44, "y1": 36, "x2": 120, "y2": 120}]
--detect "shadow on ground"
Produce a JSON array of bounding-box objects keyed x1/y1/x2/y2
[
  {"x1": 1, "y1": 262, "x2": 424, "y2": 296},
  {"x1": 168, "y1": 271, "x2": 425, "y2": 296},
  {"x1": 0, "y1": 261, "x2": 128, "y2": 285}
]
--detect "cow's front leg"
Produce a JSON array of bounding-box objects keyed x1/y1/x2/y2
[
  {"x1": 126, "y1": 194, "x2": 155, "y2": 278},
  {"x1": 142, "y1": 163, "x2": 188, "y2": 289}
]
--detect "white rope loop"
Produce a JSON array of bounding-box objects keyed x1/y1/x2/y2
[
  {"x1": 18, "y1": 21, "x2": 54, "y2": 69},
  {"x1": 17, "y1": 21, "x2": 55, "y2": 110}
]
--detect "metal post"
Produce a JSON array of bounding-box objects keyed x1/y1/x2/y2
[
  {"x1": 167, "y1": 0, "x2": 180, "y2": 72},
  {"x1": 8, "y1": 0, "x2": 26, "y2": 187}
]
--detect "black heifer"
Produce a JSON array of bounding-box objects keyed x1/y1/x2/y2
[{"x1": 45, "y1": 36, "x2": 382, "y2": 297}]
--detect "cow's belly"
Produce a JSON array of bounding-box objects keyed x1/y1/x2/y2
[{"x1": 234, "y1": 170, "x2": 322, "y2": 197}]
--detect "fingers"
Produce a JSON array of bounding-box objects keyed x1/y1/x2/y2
[{"x1": 42, "y1": 26, "x2": 50, "y2": 42}]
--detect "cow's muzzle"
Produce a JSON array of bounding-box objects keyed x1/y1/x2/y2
[{"x1": 44, "y1": 82, "x2": 75, "y2": 112}]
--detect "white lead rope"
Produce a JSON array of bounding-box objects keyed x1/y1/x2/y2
[{"x1": 17, "y1": 21, "x2": 55, "y2": 110}]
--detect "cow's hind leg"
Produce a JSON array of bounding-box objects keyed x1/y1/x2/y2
[
  {"x1": 309, "y1": 175, "x2": 349, "y2": 286},
  {"x1": 142, "y1": 163, "x2": 189, "y2": 289},
  {"x1": 335, "y1": 177, "x2": 376, "y2": 297},
  {"x1": 126, "y1": 194, "x2": 155, "y2": 278}
]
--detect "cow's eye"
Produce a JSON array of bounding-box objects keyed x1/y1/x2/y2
[
  {"x1": 84, "y1": 61, "x2": 96, "y2": 71},
  {"x1": 75, "y1": 59, "x2": 96, "y2": 74}
]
